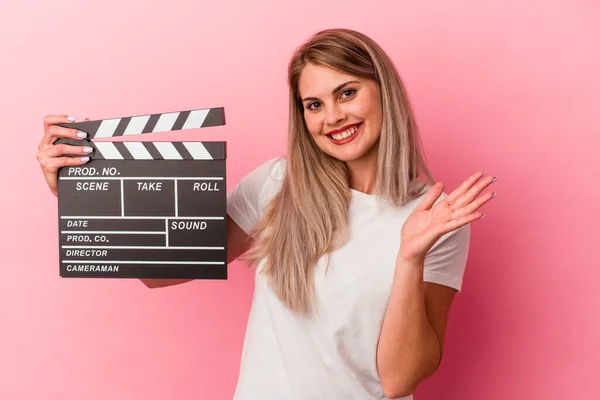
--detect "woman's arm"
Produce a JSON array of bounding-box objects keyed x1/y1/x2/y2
[
  {"x1": 376, "y1": 255, "x2": 455, "y2": 398},
  {"x1": 376, "y1": 172, "x2": 493, "y2": 398}
]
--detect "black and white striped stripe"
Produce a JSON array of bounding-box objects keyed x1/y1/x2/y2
[
  {"x1": 59, "y1": 107, "x2": 225, "y2": 139},
  {"x1": 91, "y1": 141, "x2": 226, "y2": 160}
]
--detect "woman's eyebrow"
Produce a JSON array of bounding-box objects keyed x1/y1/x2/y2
[{"x1": 301, "y1": 80, "x2": 360, "y2": 102}]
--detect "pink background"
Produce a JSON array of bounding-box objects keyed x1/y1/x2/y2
[{"x1": 1, "y1": 1, "x2": 598, "y2": 399}]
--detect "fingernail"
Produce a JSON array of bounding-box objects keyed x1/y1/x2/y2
[
  {"x1": 479, "y1": 214, "x2": 486, "y2": 219},
  {"x1": 491, "y1": 177, "x2": 497, "y2": 184},
  {"x1": 83, "y1": 147, "x2": 93, "y2": 153},
  {"x1": 482, "y1": 170, "x2": 487, "y2": 177},
  {"x1": 491, "y1": 192, "x2": 496, "y2": 199},
  {"x1": 77, "y1": 131, "x2": 87, "y2": 138},
  {"x1": 80, "y1": 156, "x2": 90, "y2": 162},
  {"x1": 67, "y1": 116, "x2": 76, "y2": 122}
]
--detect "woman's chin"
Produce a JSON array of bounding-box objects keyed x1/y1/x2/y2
[
  {"x1": 313, "y1": 134, "x2": 379, "y2": 163},
  {"x1": 326, "y1": 148, "x2": 370, "y2": 163}
]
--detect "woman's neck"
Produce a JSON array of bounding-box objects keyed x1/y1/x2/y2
[{"x1": 346, "y1": 147, "x2": 379, "y2": 195}]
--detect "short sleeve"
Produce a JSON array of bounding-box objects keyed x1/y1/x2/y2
[
  {"x1": 422, "y1": 220, "x2": 471, "y2": 293},
  {"x1": 227, "y1": 157, "x2": 285, "y2": 237}
]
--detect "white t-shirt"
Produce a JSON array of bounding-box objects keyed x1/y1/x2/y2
[{"x1": 227, "y1": 157, "x2": 470, "y2": 400}]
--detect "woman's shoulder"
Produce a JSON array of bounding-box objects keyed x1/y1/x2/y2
[
  {"x1": 247, "y1": 155, "x2": 286, "y2": 185},
  {"x1": 233, "y1": 155, "x2": 287, "y2": 196},
  {"x1": 227, "y1": 156, "x2": 287, "y2": 228},
  {"x1": 263, "y1": 155, "x2": 287, "y2": 180}
]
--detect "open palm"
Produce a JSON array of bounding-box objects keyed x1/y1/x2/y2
[{"x1": 399, "y1": 171, "x2": 497, "y2": 262}]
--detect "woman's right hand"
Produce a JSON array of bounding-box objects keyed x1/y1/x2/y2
[{"x1": 36, "y1": 115, "x2": 95, "y2": 197}]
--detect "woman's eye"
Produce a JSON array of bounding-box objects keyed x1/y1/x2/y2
[
  {"x1": 341, "y1": 89, "x2": 356, "y2": 99},
  {"x1": 307, "y1": 101, "x2": 321, "y2": 110}
]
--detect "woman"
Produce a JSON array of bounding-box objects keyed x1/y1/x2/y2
[{"x1": 37, "y1": 28, "x2": 496, "y2": 400}]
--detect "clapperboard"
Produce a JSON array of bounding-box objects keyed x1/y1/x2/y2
[{"x1": 55, "y1": 107, "x2": 228, "y2": 279}]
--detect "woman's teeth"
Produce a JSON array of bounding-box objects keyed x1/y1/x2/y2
[{"x1": 330, "y1": 124, "x2": 359, "y2": 140}]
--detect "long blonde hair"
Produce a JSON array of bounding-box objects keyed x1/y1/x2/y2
[{"x1": 240, "y1": 28, "x2": 435, "y2": 314}]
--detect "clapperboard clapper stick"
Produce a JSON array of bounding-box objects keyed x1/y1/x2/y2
[{"x1": 54, "y1": 107, "x2": 228, "y2": 279}]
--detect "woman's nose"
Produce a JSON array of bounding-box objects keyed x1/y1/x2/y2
[{"x1": 324, "y1": 104, "x2": 345, "y2": 126}]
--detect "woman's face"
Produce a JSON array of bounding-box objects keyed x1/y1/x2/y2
[{"x1": 298, "y1": 63, "x2": 382, "y2": 163}]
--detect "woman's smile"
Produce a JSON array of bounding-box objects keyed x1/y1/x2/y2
[{"x1": 325, "y1": 122, "x2": 362, "y2": 144}]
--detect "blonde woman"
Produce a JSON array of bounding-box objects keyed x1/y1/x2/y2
[{"x1": 37, "y1": 28, "x2": 496, "y2": 400}]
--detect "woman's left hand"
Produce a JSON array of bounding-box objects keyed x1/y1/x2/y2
[{"x1": 398, "y1": 170, "x2": 497, "y2": 263}]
